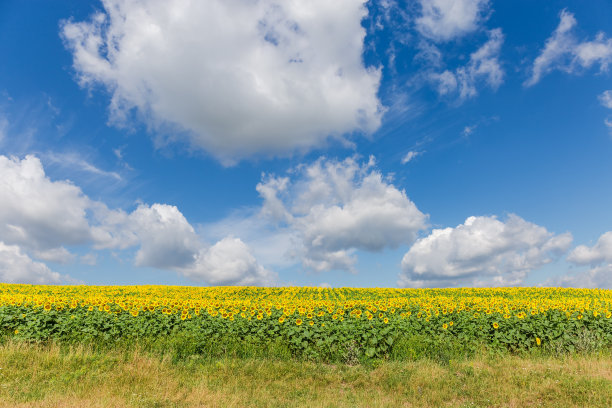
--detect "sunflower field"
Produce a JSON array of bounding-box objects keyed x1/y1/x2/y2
[{"x1": 1, "y1": 284, "x2": 611, "y2": 361}]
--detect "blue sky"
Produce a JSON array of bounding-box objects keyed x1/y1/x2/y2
[{"x1": 1, "y1": 0, "x2": 611, "y2": 288}]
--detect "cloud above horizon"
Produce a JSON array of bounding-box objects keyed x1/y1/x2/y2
[
  {"x1": 61, "y1": 0, "x2": 384, "y2": 164},
  {"x1": 256, "y1": 156, "x2": 429, "y2": 272},
  {"x1": 0, "y1": 242, "x2": 62, "y2": 285},
  {"x1": 547, "y1": 232, "x2": 612, "y2": 288},
  {"x1": 0, "y1": 154, "x2": 272, "y2": 285},
  {"x1": 399, "y1": 214, "x2": 573, "y2": 288}
]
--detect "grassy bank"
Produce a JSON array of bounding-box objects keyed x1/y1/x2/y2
[{"x1": 0, "y1": 341, "x2": 610, "y2": 408}]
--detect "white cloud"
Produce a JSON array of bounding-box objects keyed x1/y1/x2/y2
[
  {"x1": 31, "y1": 247, "x2": 75, "y2": 264},
  {"x1": 430, "y1": 28, "x2": 504, "y2": 100},
  {"x1": 462, "y1": 125, "x2": 476, "y2": 137},
  {"x1": 399, "y1": 214, "x2": 572, "y2": 288},
  {"x1": 430, "y1": 70, "x2": 458, "y2": 95},
  {"x1": 600, "y1": 90, "x2": 612, "y2": 109},
  {"x1": 546, "y1": 264, "x2": 612, "y2": 289},
  {"x1": 415, "y1": 0, "x2": 490, "y2": 42},
  {"x1": 414, "y1": 41, "x2": 443, "y2": 67},
  {"x1": 600, "y1": 91, "x2": 612, "y2": 132},
  {"x1": 567, "y1": 231, "x2": 612, "y2": 265},
  {"x1": 401, "y1": 151, "x2": 421, "y2": 164},
  {"x1": 61, "y1": 0, "x2": 383, "y2": 164},
  {"x1": 202, "y1": 210, "x2": 298, "y2": 269},
  {"x1": 0, "y1": 242, "x2": 62, "y2": 284},
  {"x1": 0, "y1": 154, "x2": 100, "y2": 253},
  {"x1": 553, "y1": 231, "x2": 612, "y2": 289},
  {"x1": 180, "y1": 237, "x2": 276, "y2": 286},
  {"x1": 129, "y1": 203, "x2": 201, "y2": 269},
  {"x1": 43, "y1": 152, "x2": 122, "y2": 181},
  {"x1": 0, "y1": 154, "x2": 272, "y2": 285},
  {"x1": 256, "y1": 156, "x2": 428, "y2": 272},
  {"x1": 99, "y1": 203, "x2": 275, "y2": 286},
  {"x1": 525, "y1": 9, "x2": 612, "y2": 86}
]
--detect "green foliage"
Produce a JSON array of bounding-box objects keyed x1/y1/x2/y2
[{"x1": 1, "y1": 285, "x2": 611, "y2": 363}]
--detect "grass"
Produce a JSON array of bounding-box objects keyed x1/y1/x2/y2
[{"x1": 0, "y1": 341, "x2": 610, "y2": 407}]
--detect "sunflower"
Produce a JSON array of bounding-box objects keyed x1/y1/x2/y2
[
  {"x1": 278, "y1": 316, "x2": 285, "y2": 323},
  {"x1": 536, "y1": 337, "x2": 541, "y2": 346},
  {"x1": 295, "y1": 318, "x2": 303, "y2": 326},
  {"x1": 442, "y1": 323, "x2": 448, "y2": 330},
  {"x1": 492, "y1": 322, "x2": 499, "y2": 329}
]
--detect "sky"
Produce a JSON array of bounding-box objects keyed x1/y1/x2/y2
[{"x1": 0, "y1": 0, "x2": 611, "y2": 289}]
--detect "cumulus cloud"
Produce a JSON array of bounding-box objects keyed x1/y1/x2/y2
[
  {"x1": 0, "y1": 242, "x2": 62, "y2": 284},
  {"x1": 31, "y1": 247, "x2": 75, "y2": 264},
  {"x1": 180, "y1": 237, "x2": 276, "y2": 286},
  {"x1": 429, "y1": 28, "x2": 504, "y2": 100},
  {"x1": 415, "y1": 0, "x2": 490, "y2": 42},
  {"x1": 0, "y1": 154, "x2": 272, "y2": 285},
  {"x1": 399, "y1": 214, "x2": 572, "y2": 288},
  {"x1": 525, "y1": 9, "x2": 612, "y2": 86},
  {"x1": 546, "y1": 264, "x2": 612, "y2": 289},
  {"x1": 61, "y1": 0, "x2": 383, "y2": 164},
  {"x1": 118, "y1": 203, "x2": 276, "y2": 285},
  {"x1": 550, "y1": 231, "x2": 612, "y2": 289},
  {"x1": 256, "y1": 156, "x2": 428, "y2": 272},
  {"x1": 567, "y1": 231, "x2": 612, "y2": 265},
  {"x1": 128, "y1": 204, "x2": 201, "y2": 269},
  {"x1": 0, "y1": 155, "x2": 102, "y2": 253}
]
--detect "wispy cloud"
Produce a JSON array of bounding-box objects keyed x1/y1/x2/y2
[
  {"x1": 599, "y1": 90, "x2": 612, "y2": 133},
  {"x1": 401, "y1": 150, "x2": 422, "y2": 164},
  {"x1": 525, "y1": 9, "x2": 612, "y2": 86},
  {"x1": 415, "y1": 0, "x2": 490, "y2": 42},
  {"x1": 43, "y1": 151, "x2": 122, "y2": 181},
  {"x1": 429, "y1": 28, "x2": 504, "y2": 101}
]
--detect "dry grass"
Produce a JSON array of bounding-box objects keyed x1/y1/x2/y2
[{"x1": 0, "y1": 341, "x2": 610, "y2": 408}]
